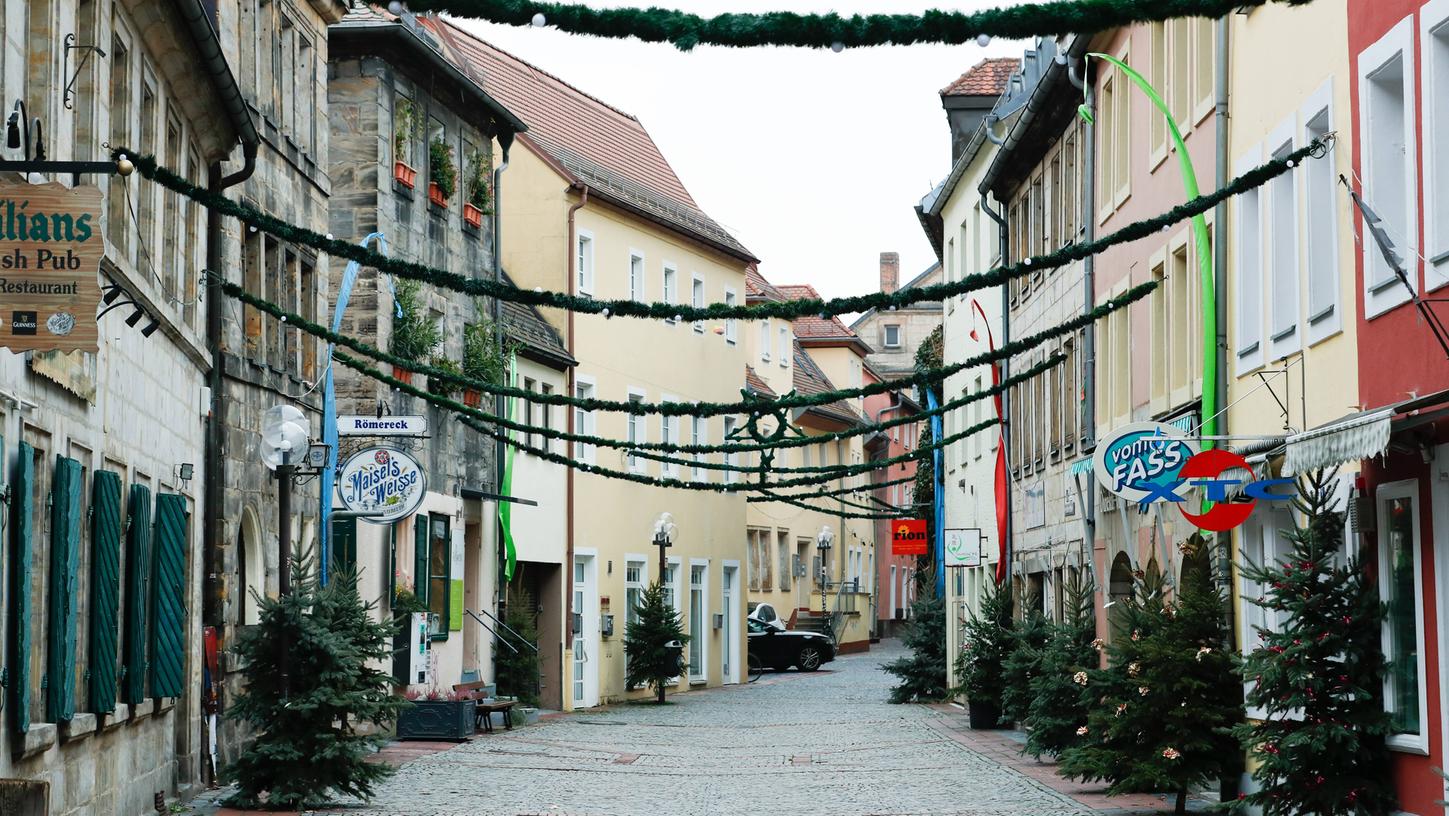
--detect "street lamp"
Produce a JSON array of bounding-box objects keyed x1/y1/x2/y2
[
  {"x1": 816, "y1": 525, "x2": 834, "y2": 612},
  {"x1": 653, "y1": 512, "x2": 678, "y2": 587},
  {"x1": 261, "y1": 404, "x2": 310, "y2": 598}
]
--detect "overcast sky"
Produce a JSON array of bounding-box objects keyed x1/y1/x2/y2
[{"x1": 448, "y1": 1, "x2": 1024, "y2": 302}]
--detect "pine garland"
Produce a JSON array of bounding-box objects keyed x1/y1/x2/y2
[
  {"x1": 120, "y1": 140, "x2": 1317, "y2": 323},
  {"x1": 750, "y1": 471, "x2": 918, "y2": 502},
  {"x1": 222, "y1": 277, "x2": 1150, "y2": 421},
  {"x1": 753, "y1": 489, "x2": 910, "y2": 521},
  {"x1": 402, "y1": 0, "x2": 1314, "y2": 51}
]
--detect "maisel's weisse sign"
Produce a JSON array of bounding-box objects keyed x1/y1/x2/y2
[
  {"x1": 337, "y1": 447, "x2": 427, "y2": 524},
  {"x1": 891, "y1": 519, "x2": 929, "y2": 556},
  {"x1": 0, "y1": 180, "x2": 102, "y2": 353}
]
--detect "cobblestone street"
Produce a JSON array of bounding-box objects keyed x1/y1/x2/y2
[{"x1": 338, "y1": 642, "x2": 1095, "y2": 816}]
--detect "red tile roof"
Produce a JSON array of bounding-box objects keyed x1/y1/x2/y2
[
  {"x1": 941, "y1": 57, "x2": 1018, "y2": 97},
  {"x1": 744, "y1": 365, "x2": 777, "y2": 398},
  {"x1": 776, "y1": 284, "x2": 865, "y2": 343},
  {"x1": 745, "y1": 266, "x2": 785, "y2": 303},
  {"x1": 791, "y1": 341, "x2": 862, "y2": 427}
]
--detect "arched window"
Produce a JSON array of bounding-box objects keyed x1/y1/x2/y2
[
  {"x1": 1107, "y1": 551, "x2": 1134, "y2": 642},
  {"x1": 239, "y1": 507, "x2": 264, "y2": 625}
]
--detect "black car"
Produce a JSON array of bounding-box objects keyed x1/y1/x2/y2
[{"x1": 747, "y1": 617, "x2": 835, "y2": 672}]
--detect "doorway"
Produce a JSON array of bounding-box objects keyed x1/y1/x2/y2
[
  {"x1": 722, "y1": 564, "x2": 740, "y2": 684},
  {"x1": 571, "y1": 553, "x2": 598, "y2": 708}
]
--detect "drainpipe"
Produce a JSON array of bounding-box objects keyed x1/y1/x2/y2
[
  {"x1": 491, "y1": 133, "x2": 512, "y2": 678},
  {"x1": 564, "y1": 181, "x2": 588, "y2": 707},
  {"x1": 1069, "y1": 56, "x2": 1098, "y2": 581},
  {"x1": 1213, "y1": 13, "x2": 1236, "y2": 634},
  {"x1": 980, "y1": 193, "x2": 1010, "y2": 585}
]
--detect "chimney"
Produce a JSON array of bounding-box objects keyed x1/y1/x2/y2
[{"x1": 880, "y1": 252, "x2": 900, "y2": 295}]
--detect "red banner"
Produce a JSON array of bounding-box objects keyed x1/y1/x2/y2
[{"x1": 892, "y1": 519, "x2": 929, "y2": 556}]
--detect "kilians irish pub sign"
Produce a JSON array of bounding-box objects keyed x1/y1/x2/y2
[{"x1": 0, "y1": 179, "x2": 103, "y2": 353}]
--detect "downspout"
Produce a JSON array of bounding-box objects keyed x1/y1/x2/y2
[
  {"x1": 980, "y1": 193, "x2": 1010, "y2": 586},
  {"x1": 1213, "y1": 14, "x2": 1237, "y2": 645},
  {"x1": 564, "y1": 181, "x2": 588, "y2": 704},
  {"x1": 1069, "y1": 56, "x2": 1098, "y2": 584},
  {"x1": 492, "y1": 133, "x2": 512, "y2": 637}
]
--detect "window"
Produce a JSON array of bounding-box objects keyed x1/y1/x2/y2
[
  {"x1": 972, "y1": 375, "x2": 985, "y2": 459},
  {"x1": 663, "y1": 265, "x2": 678, "y2": 321},
  {"x1": 1378, "y1": 481, "x2": 1425, "y2": 749},
  {"x1": 1171, "y1": 18, "x2": 1191, "y2": 128},
  {"x1": 625, "y1": 558, "x2": 646, "y2": 626},
  {"x1": 723, "y1": 417, "x2": 739, "y2": 484},
  {"x1": 759, "y1": 322, "x2": 771, "y2": 362},
  {"x1": 162, "y1": 113, "x2": 183, "y2": 301},
  {"x1": 1426, "y1": 3, "x2": 1449, "y2": 284},
  {"x1": 1063, "y1": 130, "x2": 1080, "y2": 241},
  {"x1": 574, "y1": 379, "x2": 596, "y2": 464},
  {"x1": 629, "y1": 252, "x2": 645, "y2": 301},
  {"x1": 778, "y1": 327, "x2": 790, "y2": 367},
  {"x1": 1304, "y1": 99, "x2": 1340, "y2": 339},
  {"x1": 661, "y1": 404, "x2": 681, "y2": 478},
  {"x1": 138, "y1": 72, "x2": 157, "y2": 256},
  {"x1": 1150, "y1": 257, "x2": 1168, "y2": 403},
  {"x1": 522, "y1": 378, "x2": 538, "y2": 449},
  {"x1": 883, "y1": 324, "x2": 901, "y2": 349},
  {"x1": 724, "y1": 288, "x2": 739, "y2": 344},
  {"x1": 1268, "y1": 135, "x2": 1300, "y2": 356},
  {"x1": 1234, "y1": 148, "x2": 1265, "y2": 373},
  {"x1": 1150, "y1": 22, "x2": 1168, "y2": 159},
  {"x1": 1168, "y1": 241, "x2": 1194, "y2": 397},
  {"x1": 1239, "y1": 507, "x2": 1296, "y2": 716},
  {"x1": 692, "y1": 275, "x2": 705, "y2": 332},
  {"x1": 688, "y1": 564, "x2": 707, "y2": 681},
  {"x1": 627, "y1": 390, "x2": 647, "y2": 473},
  {"x1": 691, "y1": 416, "x2": 707, "y2": 482},
  {"x1": 107, "y1": 25, "x2": 132, "y2": 255},
  {"x1": 778, "y1": 531, "x2": 791, "y2": 591},
  {"x1": 541, "y1": 383, "x2": 555, "y2": 454},
  {"x1": 427, "y1": 514, "x2": 451, "y2": 641},
  {"x1": 577, "y1": 231, "x2": 595, "y2": 295},
  {"x1": 1358, "y1": 18, "x2": 1417, "y2": 317},
  {"x1": 663, "y1": 560, "x2": 679, "y2": 611}
]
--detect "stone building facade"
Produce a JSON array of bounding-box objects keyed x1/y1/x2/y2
[
  {"x1": 848, "y1": 252, "x2": 943, "y2": 378},
  {"x1": 0, "y1": 0, "x2": 254, "y2": 812}
]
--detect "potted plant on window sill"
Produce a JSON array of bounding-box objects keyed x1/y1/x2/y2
[
  {"x1": 390, "y1": 279, "x2": 442, "y2": 386},
  {"x1": 397, "y1": 686, "x2": 473, "y2": 741},
  {"x1": 462, "y1": 148, "x2": 491, "y2": 230},
  {"x1": 428, "y1": 136, "x2": 456, "y2": 210},
  {"x1": 462, "y1": 317, "x2": 511, "y2": 407},
  {"x1": 393, "y1": 97, "x2": 422, "y2": 189},
  {"x1": 428, "y1": 355, "x2": 463, "y2": 398}
]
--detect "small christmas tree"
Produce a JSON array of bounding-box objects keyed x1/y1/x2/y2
[
  {"x1": 883, "y1": 578, "x2": 949, "y2": 703},
  {"x1": 224, "y1": 558, "x2": 404, "y2": 810},
  {"x1": 1000, "y1": 591, "x2": 1050, "y2": 725},
  {"x1": 1233, "y1": 470, "x2": 1395, "y2": 816},
  {"x1": 957, "y1": 576, "x2": 1014, "y2": 727},
  {"x1": 494, "y1": 583, "x2": 541, "y2": 707},
  {"x1": 1025, "y1": 572, "x2": 1098, "y2": 759},
  {"x1": 624, "y1": 582, "x2": 689, "y2": 703}
]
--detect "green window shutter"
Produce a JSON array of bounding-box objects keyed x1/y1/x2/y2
[
  {"x1": 332, "y1": 517, "x2": 357, "y2": 578},
  {"x1": 47, "y1": 456, "x2": 82, "y2": 723},
  {"x1": 88, "y1": 471, "x2": 122, "y2": 714},
  {"x1": 9, "y1": 440, "x2": 32, "y2": 734},
  {"x1": 414, "y1": 520, "x2": 428, "y2": 606},
  {"x1": 150, "y1": 494, "x2": 188, "y2": 698},
  {"x1": 122, "y1": 485, "x2": 152, "y2": 705}
]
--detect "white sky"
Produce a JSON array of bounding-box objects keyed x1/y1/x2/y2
[{"x1": 447, "y1": 1, "x2": 1025, "y2": 302}]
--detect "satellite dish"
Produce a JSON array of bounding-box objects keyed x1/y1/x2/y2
[{"x1": 261, "y1": 404, "x2": 311, "y2": 470}]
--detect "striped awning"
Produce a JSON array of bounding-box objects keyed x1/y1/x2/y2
[{"x1": 1283, "y1": 408, "x2": 1393, "y2": 476}]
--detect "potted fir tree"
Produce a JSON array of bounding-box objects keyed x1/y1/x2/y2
[
  {"x1": 390, "y1": 279, "x2": 441, "y2": 385},
  {"x1": 393, "y1": 97, "x2": 421, "y2": 189},
  {"x1": 959, "y1": 577, "x2": 1013, "y2": 729},
  {"x1": 428, "y1": 136, "x2": 456, "y2": 209},
  {"x1": 463, "y1": 148, "x2": 490, "y2": 230},
  {"x1": 624, "y1": 582, "x2": 689, "y2": 703}
]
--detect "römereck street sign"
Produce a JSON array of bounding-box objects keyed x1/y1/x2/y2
[{"x1": 337, "y1": 415, "x2": 427, "y2": 436}]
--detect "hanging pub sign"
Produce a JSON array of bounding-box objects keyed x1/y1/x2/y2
[
  {"x1": 1092, "y1": 421, "x2": 1199, "y2": 505},
  {"x1": 337, "y1": 446, "x2": 427, "y2": 524},
  {"x1": 891, "y1": 519, "x2": 929, "y2": 556},
  {"x1": 0, "y1": 179, "x2": 102, "y2": 353},
  {"x1": 944, "y1": 528, "x2": 982, "y2": 567}
]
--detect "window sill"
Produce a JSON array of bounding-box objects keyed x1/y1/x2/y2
[
  {"x1": 16, "y1": 723, "x2": 57, "y2": 758},
  {"x1": 131, "y1": 699, "x2": 156, "y2": 721},
  {"x1": 60, "y1": 712, "x2": 97, "y2": 743},
  {"x1": 102, "y1": 704, "x2": 130, "y2": 731},
  {"x1": 1387, "y1": 737, "x2": 1429, "y2": 756}
]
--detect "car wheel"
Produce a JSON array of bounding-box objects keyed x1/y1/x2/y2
[{"x1": 796, "y1": 646, "x2": 824, "y2": 671}]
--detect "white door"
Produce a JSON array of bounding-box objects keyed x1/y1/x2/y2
[
  {"x1": 688, "y1": 563, "x2": 707, "y2": 682},
  {"x1": 722, "y1": 566, "x2": 739, "y2": 684},
  {"x1": 572, "y1": 555, "x2": 598, "y2": 708}
]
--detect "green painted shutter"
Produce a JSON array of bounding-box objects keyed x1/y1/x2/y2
[
  {"x1": 9, "y1": 440, "x2": 32, "y2": 734},
  {"x1": 414, "y1": 519, "x2": 428, "y2": 606},
  {"x1": 47, "y1": 456, "x2": 82, "y2": 723},
  {"x1": 332, "y1": 517, "x2": 357, "y2": 577},
  {"x1": 88, "y1": 471, "x2": 122, "y2": 714},
  {"x1": 150, "y1": 494, "x2": 187, "y2": 698},
  {"x1": 122, "y1": 485, "x2": 152, "y2": 705}
]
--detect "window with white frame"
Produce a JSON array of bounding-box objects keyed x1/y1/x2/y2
[
  {"x1": 759, "y1": 321, "x2": 771, "y2": 362},
  {"x1": 661, "y1": 407, "x2": 681, "y2": 478},
  {"x1": 625, "y1": 558, "x2": 646, "y2": 626},
  {"x1": 1379, "y1": 480, "x2": 1426, "y2": 749},
  {"x1": 577, "y1": 231, "x2": 595, "y2": 295},
  {"x1": 627, "y1": 390, "x2": 647, "y2": 473},
  {"x1": 723, "y1": 417, "x2": 738, "y2": 484},
  {"x1": 1267, "y1": 134, "x2": 1301, "y2": 357},
  {"x1": 663, "y1": 264, "x2": 678, "y2": 321},
  {"x1": 1423, "y1": 1, "x2": 1449, "y2": 286},
  {"x1": 692, "y1": 275, "x2": 705, "y2": 332},
  {"x1": 778, "y1": 326, "x2": 790, "y2": 367},
  {"x1": 691, "y1": 416, "x2": 708, "y2": 482},
  {"x1": 573, "y1": 379, "x2": 596, "y2": 464},
  {"x1": 1358, "y1": 18, "x2": 1418, "y2": 318},
  {"x1": 1303, "y1": 97, "x2": 1340, "y2": 340},
  {"x1": 629, "y1": 252, "x2": 645, "y2": 301},
  {"x1": 1234, "y1": 149, "x2": 1265, "y2": 373},
  {"x1": 724, "y1": 288, "x2": 738, "y2": 344},
  {"x1": 688, "y1": 563, "x2": 707, "y2": 681},
  {"x1": 883, "y1": 324, "x2": 901, "y2": 348}
]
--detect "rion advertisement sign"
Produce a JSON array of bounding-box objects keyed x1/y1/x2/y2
[
  {"x1": 891, "y1": 519, "x2": 929, "y2": 556},
  {"x1": 337, "y1": 447, "x2": 426, "y2": 524},
  {"x1": 0, "y1": 180, "x2": 102, "y2": 353}
]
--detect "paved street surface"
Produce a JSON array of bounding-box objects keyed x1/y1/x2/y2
[{"x1": 340, "y1": 641, "x2": 1093, "y2": 816}]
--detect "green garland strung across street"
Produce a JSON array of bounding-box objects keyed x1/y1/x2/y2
[
  {"x1": 754, "y1": 471, "x2": 918, "y2": 502},
  {"x1": 400, "y1": 0, "x2": 1314, "y2": 51},
  {"x1": 120, "y1": 140, "x2": 1318, "y2": 323},
  {"x1": 335, "y1": 347, "x2": 1058, "y2": 460},
  {"x1": 224, "y1": 275, "x2": 1152, "y2": 419},
  {"x1": 752, "y1": 490, "x2": 910, "y2": 521}
]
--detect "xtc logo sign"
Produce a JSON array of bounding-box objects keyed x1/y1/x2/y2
[{"x1": 1093, "y1": 422, "x2": 1295, "y2": 532}]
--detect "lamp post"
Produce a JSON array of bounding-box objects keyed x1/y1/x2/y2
[
  {"x1": 816, "y1": 525, "x2": 834, "y2": 613},
  {"x1": 652, "y1": 512, "x2": 678, "y2": 704},
  {"x1": 261, "y1": 404, "x2": 311, "y2": 597}
]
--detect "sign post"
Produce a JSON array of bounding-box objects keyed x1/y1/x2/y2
[{"x1": 0, "y1": 180, "x2": 103, "y2": 353}]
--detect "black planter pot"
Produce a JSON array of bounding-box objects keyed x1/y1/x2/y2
[
  {"x1": 967, "y1": 699, "x2": 1001, "y2": 730},
  {"x1": 397, "y1": 699, "x2": 474, "y2": 741}
]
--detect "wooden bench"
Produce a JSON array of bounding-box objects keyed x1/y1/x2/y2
[{"x1": 452, "y1": 681, "x2": 517, "y2": 733}]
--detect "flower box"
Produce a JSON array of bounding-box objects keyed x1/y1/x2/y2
[
  {"x1": 394, "y1": 161, "x2": 417, "y2": 189},
  {"x1": 397, "y1": 699, "x2": 473, "y2": 741},
  {"x1": 463, "y1": 203, "x2": 484, "y2": 229},
  {"x1": 463, "y1": 388, "x2": 482, "y2": 408},
  {"x1": 428, "y1": 181, "x2": 449, "y2": 209},
  {"x1": 393, "y1": 365, "x2": 414, "y2": 386}
]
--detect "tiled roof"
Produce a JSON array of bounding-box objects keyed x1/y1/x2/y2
[
  {"x1": 420, "y1": 17, "x2": 755, "y2": 261},
  {"x1": 792, "y1": 341, "x2": 862, "y2": 427},
  {"x1": 776, "y1": 283, "x2": 866, "y2": 343},
  {"x1": 942, "y1": 57, "x2": 1018, "y2": 97},
  {"x1": 499, "y1": 271, "x2": 575, "y2": 368},
  {"x1": 745, "y1": 266, "x2": 785, "y2": 303},
  {"x1": 745, "y1": 365, "x2": 777, "y2": 398}
]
